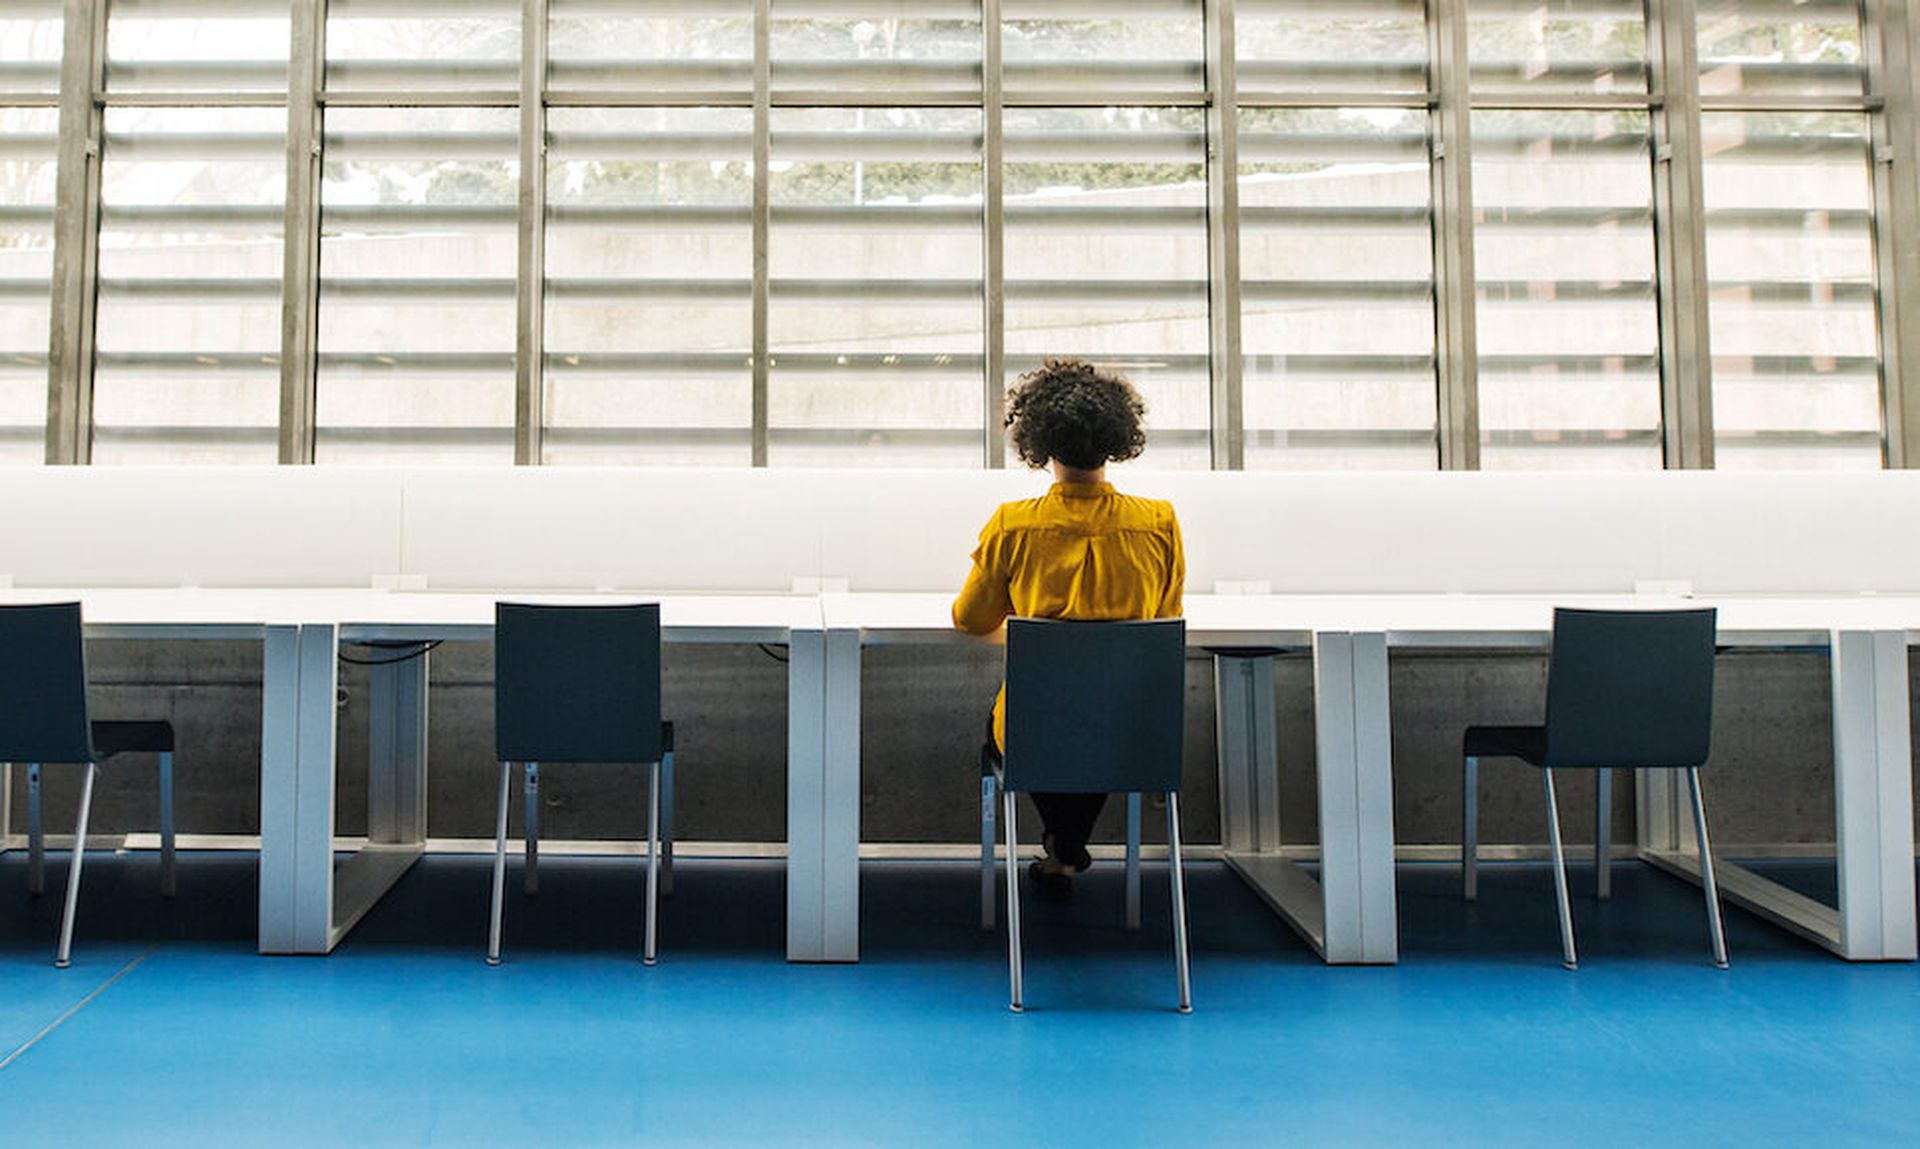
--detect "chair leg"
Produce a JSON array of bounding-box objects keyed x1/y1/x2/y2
[
  {"x1": 1125, "y1": 793, "x2": 1142, "y2": 932},
  {"x1": 1687, "y1": 767, "x2": 1730, "y2": 969},
  {"x1": 660, "y1": 749, "x2": 675, "y2": 899},
  {"x1": 55, "y1": 763, "x2": 97, "y2": 968},
  {"x1": 487, "y1": 760, "x2": 511, "y2": 966},
  {"x1": 28, "y1": 762, "x2": 43, "y2": 897},
  {"x1": 159, "y1": 751, "x2": 176, "y2": 899},
  {"x1": 1595, "y1": 767, "x2": 1612, "y2": 902},
  {"x1": 1542, "y1": 768, "x2": 1578, "y2": 970},
  {"x1": 644, "y1": 759, "x2": 660, "y2": 966},
  {"x1": 523, "y1": 762, "x2": 540, "y2": 897},
  {"x1": 1167, "y1": 792, "x2": 1192, "y2": 1014},
  {"x1": 1003, "y1": 787, "x2": 1024, "y2": 1013},
  {"x1": 979, "y1": 770, "x2": 997, "y2": 930},
  {"x1": 1462, "y1": 755, "x2": 1478, "y2": 901}
]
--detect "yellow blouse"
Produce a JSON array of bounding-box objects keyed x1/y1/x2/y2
[{"x1": 952, "y1": 480, "x2": 1186, "y2": 749}]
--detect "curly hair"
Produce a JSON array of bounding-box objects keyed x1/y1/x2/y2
[{"x1": 1003, "y1": 358, "x2": 1148, "y2": 471}]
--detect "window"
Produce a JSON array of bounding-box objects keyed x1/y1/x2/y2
[
  {"x1": 0, "y1": 107, "x2": 57, "y2": 463},
  {"x1": 317, "y1": 107, "x2": 519, "y2": 463},
  {"x1": 1236, "y1": 0, "x2": 1426, "y2": 97},
  {"x1": 1473, "y1": 110, "x2": 1660, "y2": 469},
  {"x1": 92, "y1": 107, "x2": 285, "y2": 463},
  {"x1": 1239, "y1": 107, "x2": 1436, "y2": 468},
  {"x1": 767, "y1": 106, "x2": 983, "y2": 465},
  {"x1": 543, "y1": 107, "x2": 754, "y2": 464},
  {"x1": 1005, "y1": 106, "x2": 1209, "y2": 467},
  {"x1": 104, "y1": 0, "x2": 290, "y2": 95}
]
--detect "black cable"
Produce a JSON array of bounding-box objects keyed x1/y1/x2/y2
[
  {"x1": 339, "y1": 640, "x2": 444, "y2": 667},
  {"x1": 758, "y1": 643, "x2": 790, "y2": 664}
]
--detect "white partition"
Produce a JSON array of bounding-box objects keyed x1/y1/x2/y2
[{"x1": 0, "y1": 467, "x2": 406, "y2": 588}]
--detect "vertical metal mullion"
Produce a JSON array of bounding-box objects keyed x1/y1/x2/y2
[
  {"x1": 1429, "y1": 0, "x2": 1479, "y2": 470},
  {"x1": 514, "y1": 0, "x2": 548, "y2": 465},
  {"x1": 45, "y1": 0, "x2": 106, "y2": 465},
  {"x1": 1204, "y1": 0, "x2": 1244, "y2": 471},
  {"x1": 982, "y1": 0, "x2": 1005, "y2": 468},
  {"x1": 751, "y1": 0, "x2": 771, "y2": 467},
  {"x1": 1649, "y1": 0, "x2": 1714, "y2": 468},
  {"x1": 279, "y1": 0, "x2": 325, "y2": 465},
  {"x1": 1866, "y1": 0, "x2": 1919, "y2": 468}
]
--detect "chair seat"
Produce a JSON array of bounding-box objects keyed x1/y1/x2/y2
[
  {"x1": 1463, "y1": 724, "x2": 1547, "y2": 766},
  {"x1": 91, "y1": 720, "x2": 175, "y2": 757}
]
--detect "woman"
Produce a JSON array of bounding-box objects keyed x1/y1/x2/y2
[{"x1": 952, "y1": 358, "x2": 1185, "y2": 896}]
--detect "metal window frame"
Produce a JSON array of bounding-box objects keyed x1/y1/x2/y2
[
  {"x1": 1649, "y1": 0, "x2": 1715, "y2": 469},
  {"x1": 278, "y1": 0, "x2": 326, "y2": 465},
  {"x1": 982, "y1": 0, "x2": 1006, "y2": 468},
  {"x1": 1430, "y1": 0, "x2": 1479, "y2": 470},
  {"x1": 514, "y1": 0, "x2": 547, "y2": 466},
  {"x1": 44, "y1": 0, "x2": 106, "y2": 465},
  {"x1": 1204, "y1": 0, "x2": 1243, "y2": 470},
  {"x1": 1867, "y1": 0, "x2": 1920, "y2": 467}
]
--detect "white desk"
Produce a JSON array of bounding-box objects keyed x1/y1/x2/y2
[
  {"x1": 2, "y1": 589, "x2": 826, "y2": 958},
  {"x1": 822, "y1": 592, "x2": 1920, "y2": 965}
]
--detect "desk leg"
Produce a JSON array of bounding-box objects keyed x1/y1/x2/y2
[
  {"x1": 259, "y1": 623, "x2": 338, "y2": 955},
  {"x1": 1831, "y1": 629, "x2": 1918, "y2": 961},
  {"x1": 1313, "y1": 631, "x2": 1398, "y2": 965},
  {"x1": 787, "y1": 628, "x2": 862, "y2": 962},
  {"x1": 1215, "y1": 654, "x2": 1281, "y2": 855},
  {"x1": 368, "y1": 652, "x2": 429, "y2": 847}
]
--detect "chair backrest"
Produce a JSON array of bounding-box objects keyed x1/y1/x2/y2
[
  {"x1": 0, "y1": 602, "x2": 96, "y2": 764},
  {"x1": 1002, "y1": 617, "x2": 1185, "y2": 794},
  {"x1": 494, "y1": 603, "x2": 663, "y2": 764},
  {"x1": 1543, "y1": 607, "x2": 1716, "y2": 769}
]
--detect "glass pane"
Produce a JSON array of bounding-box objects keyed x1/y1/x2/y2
[
  {"x1": 544, "y1": 107, "x2": 754, "y2": 465},
  {"x1": 1006, "y1": 107, "x2": 1208, "y2": 468},
  {"x1": 548, "y1": 0, "x2": 753, "y2": 93},
  {"x1": 0, "y1": 1, "x2": 64, "y2": 96},
  {"x1": 1468, "y1": 0, "x2": 1648, "y2": 95},
  {"x1": 1003, "y1": 0, "x2": 1204, "y2": 99},
  {"x1": 1698, "y1": 0, "x2": 1864, "y2": 98},
  {"x1": 772, "y1": 0, "x2": 981, "y2": 96},
  {"x1": 1703, "y1": 111, "x2": 1880, "y2": 468},
  {"x1": 92, "y1": 107, "x2": 284, "y2": 464},
  {"x1": 317, "y1": 107, "x2": 518, "y2": 463},
  {"x1": 768, "y1": 106, "x2": 983, "y2": 466},
  {"x1": 1474, "y1": 110, "x2": 1660, "y2": 469},
  {"x1": 105, "y1": 0, "x2": 291, "y2": 94},
  {"x1": 1239, "y1": 107, "x2": 1435, "y2": 470},
  {"x1": 327, "y1": 0, "x2": 519, "y2": 92},
  {"x1": 0, "y1": 108, "x2": 57, "y2": 463},
  {"x1": 1235, "y1": 0, "x2": 1427, "y2": 97}
]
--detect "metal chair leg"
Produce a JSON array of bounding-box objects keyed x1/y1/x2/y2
[
  {"x1": 1542, "y1": 768, "x2": 1578, "y2": 970},
  {"x1": 1462, "y1": 755, "x2": 1478, "y2": 901},
  {"x1": 55, "y1": 763, "x2": 96, "y2": 968},
  {"x1": 487, "y1": 760, "x2": 511, "y2": 966},
  {"x1": 1687, "y1": 767, "x2": 1730, "y2": 969},
  {"x1": 660, "y1": 749, "x2": 675, "y2": 898},
  {"x1": 1003, "y1": 787, "x2": 1024, "y2": 1013},
  {"x1": 1167, "y1": 792, "x2": 1192, "y2": 1014},
  {"x1": 159, "y1": 751, "x2": 176, "y2": 899},
  {"x1": 523, "y1": 762, "x2": 540, "y2": 896},
  {"x1": 979, "y1": 770, "x2": 997, "y2": 930},
  {"x1": 1125, "y1": 792, "x2": 1142, "y2": 931},
  {"x1": 1595, "y1": 767, "x2": 1612, "y2": 901},
  {"x1": 644, "y1": 759, "x2": 660, "y2": 966},
  {"x1": 28, "y1": 762, "x2": 43, "y2": 897}
]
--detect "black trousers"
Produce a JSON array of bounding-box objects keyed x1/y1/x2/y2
[{"x1": 985, "y1": 713, "x2": 1107, "y2": 871}]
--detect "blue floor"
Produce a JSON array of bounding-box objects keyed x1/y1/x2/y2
[{"x1": 2, "y1": 849, "x2": 1917, "y2": 1147}]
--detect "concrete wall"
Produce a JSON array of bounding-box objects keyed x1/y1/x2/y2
[{"x1": 8, "y1": 640, "x2": 1915, "y2": 855}]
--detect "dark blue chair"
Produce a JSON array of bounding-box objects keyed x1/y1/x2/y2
[
  {"x1": 1462, "y1": 607, "x2": 1726, "y2": 969},
  {"x1": 990, "y1": 617, "x2": 1191, "y2": 1012},
  {"x1": 489, "y1": 602, "x2": 675, "y2": 965},
  {"x1": 0, "y1": 602, "x2": 177, "y2": 967}
]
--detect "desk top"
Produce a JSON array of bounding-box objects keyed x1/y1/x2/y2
[
  {"x1": 821, "y1": 592, "x2": 1920, "y2": 649},
  {"x1": 0, "y1": 588, "x2": 822, "y2": 644}
]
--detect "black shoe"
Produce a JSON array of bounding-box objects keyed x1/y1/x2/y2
[{"x1": 1027, "y1": 861, "x2": 1075, "y2": 903}]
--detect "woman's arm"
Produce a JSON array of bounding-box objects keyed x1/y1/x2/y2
[
  {"x1": 952, "y1": 508, "x2": 1014, "y2": 634},
  {"x1": 1157, "y1": 506, "x2": 1186, "y2": 619}
]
